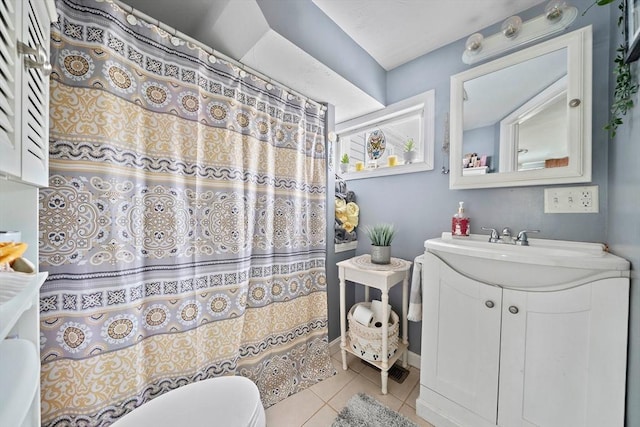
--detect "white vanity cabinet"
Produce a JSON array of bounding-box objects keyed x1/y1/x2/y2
[
  {"x1": 418, "y1": 251, "x2": 630, "y2": 427},
  {"x1": 420, "y1": 255, "x2": 502, "y2": 424},
  {"x1": 0, "y1": 0, "x2": 56, "y2": 187}
]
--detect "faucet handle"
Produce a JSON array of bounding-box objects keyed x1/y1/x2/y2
[
  {"x1": 481, "y1": 227, "x2": 500, "y2": 243},
  {"x1": 515, "y1": 229, "x2": 540, "y2": 246}
]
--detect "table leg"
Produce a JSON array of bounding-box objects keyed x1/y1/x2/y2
[
  {"x1": 402, "y1": 271, "x2": 409, "y2": 368},
  {"x1": 339, "y1": 269, "x2": 348, "y2": 371},
  {"x1": 381, "y1": 290, "x2": 389, "y2": 394},
  {"x1": 364, "y1": 285, "x2": 370, "y2": 303}
]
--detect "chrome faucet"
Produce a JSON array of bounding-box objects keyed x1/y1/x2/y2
[
  {"x1": 481, "y1": 227, "x2": 540, "y2": 245},
  {"x1": 515, "y1": 229, "x2": 540, "y2": 246},
  {"x1": 481, "y1": 227, "x2": 500, "y2": 243},
  {"x1": 501, "y1": 227, "x2": 514, "y2": 244}
]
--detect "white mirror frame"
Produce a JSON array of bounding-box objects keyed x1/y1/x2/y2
[
  {"x1": 336, "y1": 90, "x2": 435, "y2": 180},
  {"x1": 450, "y1": 26, "x2": 592, "y2": 189}
]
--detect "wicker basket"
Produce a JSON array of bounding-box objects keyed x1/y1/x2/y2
[{"x1": 347, "y1": 302, "x2": 399, "y2": 362}]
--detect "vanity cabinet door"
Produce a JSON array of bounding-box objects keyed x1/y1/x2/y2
[
  {"x1": 498, "y1": 278, "x2": 629, "y2": 427},
  {"x1": 421, "y1": 252, "x2": 502, "y2": 424}
]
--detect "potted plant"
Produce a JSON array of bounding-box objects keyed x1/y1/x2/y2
[
  {"x1": 340, "y1": 153, "x2": 349, "y2": 173},
  {"x1": 364, "y1": 223, "x2": 395, "y2": 264},
  {"x1": 403, "y1": 138, "x2": 416, "y2": 164}
]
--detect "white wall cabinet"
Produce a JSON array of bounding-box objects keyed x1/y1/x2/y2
[
  {"x1": 0, "y1": 1, "x2": 56, "y2": 426},
  {"x1": 418, "y1": 252, "x2": 630, "y2": 427},
  {"x1": 0, "y1": 0, "x2": 55, "y2": 187}
]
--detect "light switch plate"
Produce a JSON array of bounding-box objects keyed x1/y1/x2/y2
[{"x1": 544, "y1": 185, "x2": 599, "y2": 213}]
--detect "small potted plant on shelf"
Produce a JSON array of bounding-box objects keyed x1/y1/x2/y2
[
  {"x1": 403, "y1": 138, "x2": 416, "y2": 164},
  {"x1": 340, "y1": 153, "x2": 349, "y2": 173},
  {"x1": 364, "y1": 223, "x2": 395, "y2": 264}
]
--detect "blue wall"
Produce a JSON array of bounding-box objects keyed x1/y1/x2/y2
[
  {"x1": 319, "y1": 1, "x2": 637, "y2": 424},
  {"x1": 606, "y1": 4, "x2": 640, "y2": 425},
  {"x1": 345, "y1": 0, "x2": 612, "y2": 351}
]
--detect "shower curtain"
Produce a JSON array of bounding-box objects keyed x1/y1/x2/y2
[{"x1": 38, "y1": 1, "x2": 333, "y2": 425}]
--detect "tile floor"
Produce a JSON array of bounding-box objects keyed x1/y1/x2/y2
[{"x1": 265, "y1": 343, "x2": 435, "y2": 427}]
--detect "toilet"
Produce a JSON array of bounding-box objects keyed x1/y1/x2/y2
[{"x1": 111, "y1": 376, "x2": 266, "y2": 427}]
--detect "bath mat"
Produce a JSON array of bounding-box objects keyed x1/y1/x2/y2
[
  {"x1": 332, "y1": 393, "x2": 419, "y2": 427},
  {"x1": 361, "y1": 360, "x2": 410, "y2": 384}
]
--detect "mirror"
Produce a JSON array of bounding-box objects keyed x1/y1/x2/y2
[
  {"x1": 450, "y1": 26, "x2": 592, "y2": 189},
  {"x1": 336, "y1": 90, "x2": 434, "y2": 180}
]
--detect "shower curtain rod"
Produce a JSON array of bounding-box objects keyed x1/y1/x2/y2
[{"x1": 112, "y1": 0, "x2": 326, "y2": 111}]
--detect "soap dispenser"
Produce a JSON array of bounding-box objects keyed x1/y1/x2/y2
[{"x1": 452, "y1": 201, "x2": 470, "y2": 236}]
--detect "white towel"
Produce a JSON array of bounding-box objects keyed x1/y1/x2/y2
[{"x1": 407, "y1": 254, "x2": 424, "y2": 321}]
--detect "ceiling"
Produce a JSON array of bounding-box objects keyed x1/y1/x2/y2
[{"x1": 121, "y1": 0, "x2": 545, "y2": 122}]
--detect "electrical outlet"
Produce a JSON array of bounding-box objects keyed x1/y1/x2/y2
[{"x1": 544, "y1": 185, "x2": 599, "y2": 213}]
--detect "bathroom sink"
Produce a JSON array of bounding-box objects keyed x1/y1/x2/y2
[{"x1": 425, "y1": 233, "x2": 630, "y2": 290}]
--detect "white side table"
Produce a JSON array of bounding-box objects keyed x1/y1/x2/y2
[{"x1": 337, "y1": 254, "x2": 412, "y2": 394}]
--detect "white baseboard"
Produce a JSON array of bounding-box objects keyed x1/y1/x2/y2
[{"x1": 329, "y1": 336, "x2": 421, "y2": 369}]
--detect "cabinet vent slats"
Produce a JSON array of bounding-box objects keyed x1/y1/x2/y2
[
  {"x1": 21, "y1": 0, "x2": 48, "y2": 183},
  {"x1": 0, "y1": 91, "x2": 13, "y2": 120},
  {"x1": 27, "y1": 9, "x2": 44, "y2": 46},
  {"x1": 0, "y1": 39, "x2": 14, "y2": 70},
  {"x1": 0, "y1": 0, "x2": 17, "y2": 176},
  {"x1": 0, "y1": 0, "x2": 13, "y2": 17},
  {"x1": 0, "y1": 10, "x2": 14, "y2": 46}
]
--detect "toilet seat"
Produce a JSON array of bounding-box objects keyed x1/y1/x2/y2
[{"x1": 110, "y1": 376, "x2": 265, "y2": 427}]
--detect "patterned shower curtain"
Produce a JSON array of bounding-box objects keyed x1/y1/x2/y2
[{"x1": 38, "y1": 1, "x2": 333, "y2": 425}]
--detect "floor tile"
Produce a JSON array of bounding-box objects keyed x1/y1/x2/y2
[
  {"x1": 329, "y1": 340, "x2": 341, "y2": 356},
  {"x1": 302, "y1": 405, "x2": 338, "y2": 427},
  {"x1": 405, "y1": 382, "x2": 420, "y2": 409},
  {"x1": 358, "y1": 364, "x2": 383, "y2": 386},
  {"x1": 331, "y1": 350, "x2": 367, "y2": 373},
  {"x1": 399, "y1": 403, "x2": 436, "y2": 427},
  {"x1": 388, "y1": 366, "x2": 420, "y2": 402},
  {"x1": 265, "y1": 388, "x2": 324, "y2": 427},
  {"x1": 264, "y1": 350, "x2": 422, "y2": 426},
  {"x1": 327, "y1": 373, "x2": 403, "y2": 413},
  {"x1": 309, "y1": 358, "x2": 358, "y2": 402},
  {"x1": 357, "y1": 363, "x2": 419, "y2": 402}
]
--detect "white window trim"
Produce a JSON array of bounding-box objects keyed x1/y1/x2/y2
[{"x1": 335, "y1": 90, "x2": 435, "y2": 180}]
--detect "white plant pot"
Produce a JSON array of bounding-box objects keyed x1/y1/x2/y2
[
  {"x1": 403, "y1": 151, "x2": 416, "y2": 164},
  {"x1": 339, "y1": 163, "x2": 349, "y2": 173}
]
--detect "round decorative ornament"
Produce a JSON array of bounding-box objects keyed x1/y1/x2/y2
[{"x1": 367, "y1": 129, "x2": 386, "y2": 160}]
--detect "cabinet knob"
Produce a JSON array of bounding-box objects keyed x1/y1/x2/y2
[
  {"x1": 485, "y1": 300, "x2": 495, "y2": 308},
  {"x1": 508, "y1": 305, "x2": 519, "y2": 314},
  {"x1": 18, "y1": 41, "x2": 52, "y2": 76}
]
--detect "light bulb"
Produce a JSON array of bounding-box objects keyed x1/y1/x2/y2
[
  {"x1": 501, "y1": 16, "x2": 522, "y2": 39},
  {"x1": 465, "y1": 33, "x2": 484, "y2": 53},
  {"x1": 545, "y1": 0, "x2": 567, "y2": 21}
]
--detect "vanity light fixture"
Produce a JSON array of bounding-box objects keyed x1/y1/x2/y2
[
  {"x1": 465, "y1": 33, "x2": 484, "y2": 54},
  {"x1": 462, "y1": 0, "x2": 577, "y2": 64},
  {"x1": 501, "y1": 16, "x2": 523, "y2": 39}
]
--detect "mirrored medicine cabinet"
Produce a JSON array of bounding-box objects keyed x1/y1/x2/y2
[
  {"x1": 335, "y1": 90, "x2": 435, "y2": 180},
  {"x1": 449, "y1": 25, "x2": 592, "y2": 189}
]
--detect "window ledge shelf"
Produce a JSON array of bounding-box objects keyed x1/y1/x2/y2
[
  {"x1": 339, "y1": 162, "x2": 432, "y2": 181},
  {"x1": 335, "y1": 241, "x2": 358, "y2": 253}
]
